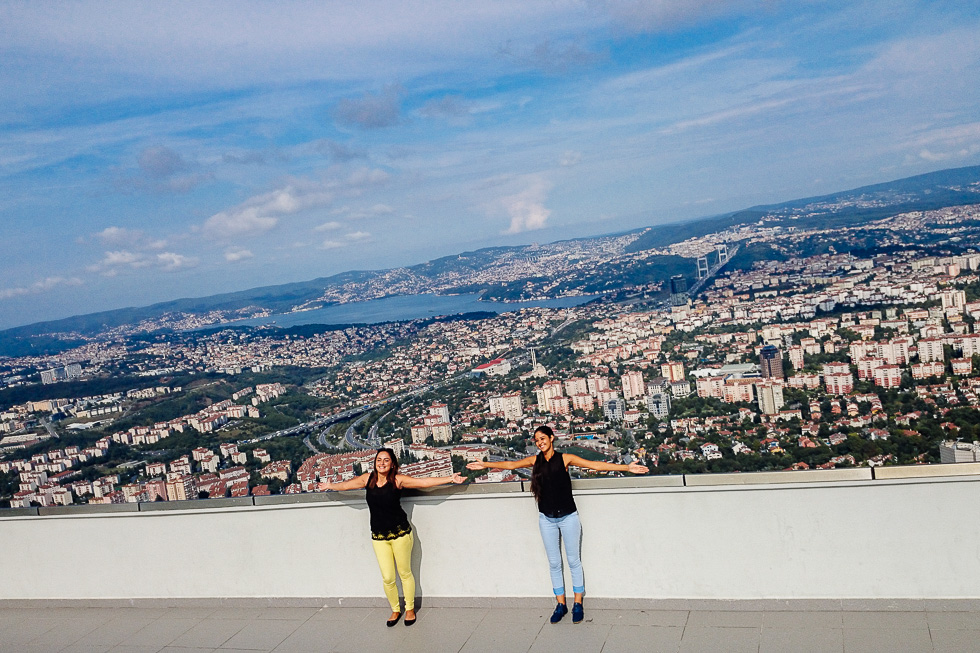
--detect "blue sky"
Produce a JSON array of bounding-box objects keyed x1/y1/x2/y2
[{"x1": 1, "y1": 0, "x2": 979, "y2": 329}]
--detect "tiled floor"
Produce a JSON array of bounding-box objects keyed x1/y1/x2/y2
[{"x1": 0, "y1": 604, "x2": 978, "y2": 652}]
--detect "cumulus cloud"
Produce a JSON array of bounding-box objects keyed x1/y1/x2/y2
[
  {"x1": 332, "y1": 86, "x2": 403, "y2": 130},
  {"x1": 204, "y1": 183, "x2": 334, "y2": 238},
  {"x1": 346, "y1": 231, "x2": 371, "y2": 241},
  {"x1": 203, "y1": 168, "x2": 389, "y2": 239},
  {"x1": 87, "y1": 250, "x2": 198, "y2": 276},
  {"x1": 320, "y1": 240, "x2": 344, "y2": 250},
  {"x1": 0, "y1": 276, "x2": 82, "y2": 300},
  {"x1": 332, "y1": 203, "x2": 395, "y2": 220},
  {"x1": 315, "y1": 221, "x2": 343, "y2": 231},
  {"x1": 224, "y1": 247, "x2": 254, "y2": 262},
  {"x1": 501, "y1": 179, "x2": 553, "y2": 234}
]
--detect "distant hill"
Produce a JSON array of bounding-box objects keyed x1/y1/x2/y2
[
  {"x1": 3, "y1": 164, "x2": 979, "y2": 357},
  {"x1": 626, "y1": 165, "x2": 980, "y2": 253}
]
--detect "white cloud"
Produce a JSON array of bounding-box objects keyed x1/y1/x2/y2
[
  {"x1": 501, "y1": 179, "x2": 553, "y2": 234},
  {"x1": 315, "y1": 221, "x2": 343, "y2": 231},
  {"x1": 224, "y1": 247, "x2": 254, "y2": 262},
  {"x1": 87, "y1": 249, "x2": 197, "y2": 276},
  {"x1": 204, "y1": 183, "x2": 334, "y2": 238},
  {"x1": 0, "y1": 276, "x2": 82, "y2": 300},
  {"x1": 346, "y1": 231, "x2": 372, "y2": 241},
  {"x1": 320, "y1": 240, "x2": 344, "y2": 249}
]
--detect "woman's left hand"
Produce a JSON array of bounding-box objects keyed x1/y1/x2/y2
[
  {"x1": 451, "y1": 473, "x2": 466, "y2": 484},
  {"x1": 627, "y1": 462, "x2": 649, "y2": 475}
]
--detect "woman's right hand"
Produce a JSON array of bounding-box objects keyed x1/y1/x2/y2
[{"x1": 466, "y1": 461, "x2": 487, "y2": 470}]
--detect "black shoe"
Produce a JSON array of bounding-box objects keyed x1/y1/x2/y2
[
  {"x1": 550, "y1": 603, "x2": 568, "y2": 624},
  {"x1": 386, "y1": 612, "x2": 401, "y2": 627},
  {"x1": 572, "y1": 602, "x2": 584, "y2": 623},
  {"x1": 405, "y1": 616, "x2": 416, "y2": 626}
]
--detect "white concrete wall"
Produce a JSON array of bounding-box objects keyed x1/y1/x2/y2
[{"x1": 1, "y1": 475, "x2": 978, "y2": 601}]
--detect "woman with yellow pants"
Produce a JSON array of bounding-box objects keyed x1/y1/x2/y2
[{"x1": 319, "y1": 448, "x2": 463, "y2": 626}]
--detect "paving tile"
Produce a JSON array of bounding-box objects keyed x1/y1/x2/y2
[
  {"x1": 927, "y1": 612, "x2": 980, "y2": 630},
  {"x1": 0, "y1": 616, "x2": 61, "y2": 647},
  {"x1": 169, "y1": 618, "x2": 250, "y2": 649},
  {"x1": 308, "y1": 606, "x2": 376, "y2": 623},
  {"x1": 931, "y1": 628, "x2": 980, "y2": 653},
  {"x1": 599, "y1": 624, "x2": 683, "y2": 653},
  {"x1": 478, "y1": 606, "x2": 555, "y2": 624},
  {"x1": 527, "y1": 622, "x2": 612, "y2": 653},
  {"x1": 842, "y1": 627, "x2": 933, "y2": 653},
  {"x1": 322, "y1": 621, "x2": 409, "y2": 653},
  {"x1": 586, "y1": 608, "x2": 689, "y2": 627},
  {"x1": 270, "y1": 618, "x2": 349, "y2": 652},
  {"x1": 400, "y1": 615, "x2": 476, "y2": 653},
  {"x1": 841, "y1": 610, "x2": 929, "y2": 630},
  {"x1": 219, "y1": 619, "x2": 306, "y2": 651},
  {"x1": 679, "y1": 626, "x2": 760, "y2": 653},
  {"x1": 207, "y1": 608, "x2": 269, "y2": 621},
  {"x1": 686, "y1": 610, "x2": 765, "y2": 628},
  {"x1": 760, "y1": 627, "x2": 843, "y2": 653},
  {"x1": 160, "y1": 606, "x2": 217, "y2": 620},
  {"x1": 458, "y1": 619, "x2": 543, "y2": 653},
  {"x1": 763, "y1": 611, "x2": 843, "y2": 629},
  {"x1": 254, "y1": 607, "x2": 319, "y2": 621},
  {"x1": 71, "y1": 616, "x2": 159, "y2": 648},
  {"x1": 106, "y1": 645, "x2": 165, "y2": 653},
  {"x1": 19, "y1": 616, "x2": 107, "y2": 650},
  {"x1": 119, "y1": 618, "x2": 200, "y2": 648}
]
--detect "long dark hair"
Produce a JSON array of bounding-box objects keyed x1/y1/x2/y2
[
  {"x1": 367, "y1": 448, "x2": 399, "y2": 488},
  {"x1": 529, "y1": 425, "x2": 555, "y2": 502}
]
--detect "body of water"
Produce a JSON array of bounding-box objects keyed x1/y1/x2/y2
[{"x1": 227, "y1": 292, "x2": 600, "y2": 329}]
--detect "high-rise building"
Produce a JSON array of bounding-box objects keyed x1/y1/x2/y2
[
  {"x1": 603, "y1": 397, "x2": 625, "y2": 421},
  {"x1": 621, "y1": 370, "x2": 646, "y2": 400},
  {"x1": 669, "y1": 275, "x2": 689, "y2": 307},
  {"x1": 646, "y1": 392, "x2": 671, "y2": 418},
  {"x1": 760, "y1": 345, "x2": 784, "y2": 380},
  {"x1": 757, "y1": 381, "x2": 785, "y2": 416}
]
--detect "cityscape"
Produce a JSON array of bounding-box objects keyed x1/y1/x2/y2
[{"x1": 4, "y1": 180, "x2": 980, "y2": 507}]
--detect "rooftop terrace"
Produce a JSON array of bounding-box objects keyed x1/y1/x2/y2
[{"x1": 4, "y1": 463, "x2": 980, "y2": 651}]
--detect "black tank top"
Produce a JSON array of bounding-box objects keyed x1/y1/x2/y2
[
  {"x1": 365, "y1": 478, "x2": 412, "y2": 541},
  {"x1": 533, "y1": 452, "x2": 577, "y2": 518}
]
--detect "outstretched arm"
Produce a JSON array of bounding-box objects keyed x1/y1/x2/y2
[
  {"x1": 317, "y1": 473, "x2": 370, "y2": 491},
  {"x1": 397, "y1": 473, "x2": 466, "y2": 489},
  {"x1": 467, "y1": 455, "x2": 536, "y2": 471},
  {"x1": 562, "y1": 453, "x2": 649, "y2": 475}
]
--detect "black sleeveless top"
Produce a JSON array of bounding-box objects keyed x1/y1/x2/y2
[
  {"x1": 365, "y1": 478, "x2": 412, "y2": 541},
  {"x1": 533, "y1": 452, "x2": 577, "y2": 518}
]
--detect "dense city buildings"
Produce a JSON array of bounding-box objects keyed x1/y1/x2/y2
[{"x1": 5, "y1": 200, "x2": 980, "y2": 506}]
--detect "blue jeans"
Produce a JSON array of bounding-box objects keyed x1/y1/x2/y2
[{"x1": 538, "y1": 511, "x2": 584, "y2": 596}]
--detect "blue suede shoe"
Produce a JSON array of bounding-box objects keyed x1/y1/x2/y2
[
  {"x1": 572, "y1": 602, "x2": 584, "y2": 624},
  {"x1": 549, "y1": 602, "x2": 568, "y2": 624}
]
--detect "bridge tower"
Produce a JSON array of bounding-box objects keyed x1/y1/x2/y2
[
  {"x1": 697, "y1": 256, "x2": 709, "y2": 279},
  {"x1": 716, "y1": 243, "x2": 729, "y2": 265}
]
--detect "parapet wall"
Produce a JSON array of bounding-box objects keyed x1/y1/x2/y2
[{"x1": 2, "y1": 465, "x2": 979, "y2": 602}]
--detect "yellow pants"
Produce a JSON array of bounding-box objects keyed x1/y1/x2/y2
[{"x1": 371, "y1": 532, "x2": 415, "y2": 612}]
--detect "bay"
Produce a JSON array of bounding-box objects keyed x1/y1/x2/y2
[{"x1": 230, "y1": 292, "x2": 601, "y2": 329}]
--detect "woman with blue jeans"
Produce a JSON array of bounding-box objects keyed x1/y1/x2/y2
[{"x1": 469, "y1": 425, "x2": 648, "y2": 624}]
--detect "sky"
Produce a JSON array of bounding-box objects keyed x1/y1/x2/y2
[{"x1": 1, "y1": 0, "x2": 979, "y2": 330}]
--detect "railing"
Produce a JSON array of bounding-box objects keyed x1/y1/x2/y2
[{"x1": 2, "y1": 463, "x2": 980, "y2": 602}]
